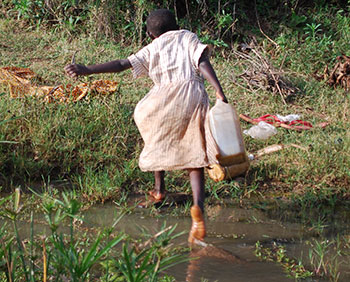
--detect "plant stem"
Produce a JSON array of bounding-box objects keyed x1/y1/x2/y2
[
  {"x1": 30, "y1": 211, "x2": 35, "y2": 282},
  {"x1": 13, "y1": 220, "x2": 29, "y2": 281}
]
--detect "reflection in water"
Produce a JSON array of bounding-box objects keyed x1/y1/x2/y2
[
  {"x1": 186, "y1": 243, "x2": 245, "y2": 282},
  {"x1": 169, "y1": 241, "x2": 295, "y2": 282}
]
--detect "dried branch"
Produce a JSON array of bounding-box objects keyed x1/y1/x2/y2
[
  {"x1": 232, "y1": 46, "x2": 299, "y2": 102},
  {"x1": 314, "y1": 55, "x2": 350, "y2": 91}
]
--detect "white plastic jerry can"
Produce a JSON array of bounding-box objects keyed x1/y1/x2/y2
[{"x1": 208, "y1": 99, "x2": 249, "y2": 182}]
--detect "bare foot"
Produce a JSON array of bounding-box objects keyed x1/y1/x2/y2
[
  {"x1": 149, "y1": 190, "x2": 166, "y2": 201},
  {"x1": 188, "y1": 205, "x2": 206, "y2": 244}
]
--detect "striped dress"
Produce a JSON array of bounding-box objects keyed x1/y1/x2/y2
[{"x1": 128, "y1": 29, "x2": 218, "y2": 171}]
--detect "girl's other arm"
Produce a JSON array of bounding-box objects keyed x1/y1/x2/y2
[
  {"x1": 64, "y1": 59, "x2": 132, "y2": 78},
  {"x1": 198, "y1": 55, "x2": 228, "y2": 103}
]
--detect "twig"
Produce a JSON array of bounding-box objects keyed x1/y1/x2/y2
[
  {"x1": 279, "y1": 52, "x2": 288, "y2": 73},
  {"x1": 236, "y1": 47, "x2": 295, "y2": 102},
  {"x1": 232, "y1": 80, "x2": 259, "y2": 95},
  {"x1": 254, "y1": 0, "x2": 279, "y2": 49},
  {"x1": 293, "y1": 0, "x2": 300, "y2": 10},
  {"x1": 270, "y1": 71, "x2": 287, "y2": 105}
]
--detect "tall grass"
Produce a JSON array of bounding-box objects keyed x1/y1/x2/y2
[
  {"x1": 0, "y1": 92, "x2": 140, "y2": 186},
  {"x1": 0, "y1": 189, "x2": 186, "y2": 281}
]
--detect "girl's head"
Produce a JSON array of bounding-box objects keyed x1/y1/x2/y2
[{"x1": 146, "y1": 9, "x2": 178, "y2": 39}]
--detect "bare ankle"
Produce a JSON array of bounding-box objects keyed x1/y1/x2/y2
[{"x1": 154, "y1": 170, "x2": 165, "y2": 193}]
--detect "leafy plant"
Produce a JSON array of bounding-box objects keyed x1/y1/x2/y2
[
  {"x1": 50, "y1": 231, "x2": 124, "y2": 282},
  {"x1": 0, "y1": 189, "x2": 31, "y2": 281},
  {"x1": 0, "y1": 222, "x2": 18, "y2": 282},
  {"x1": 0, "y1": 188, "x2": 189, "y2": 281},
  {"x1": 308, "y1": 237, "x2": 342, "y2": 281},
  {"x1": 111, "y1": 224, "x2": 188, "y2": 282},
  {"x1": 304, "y1": 23, "x2": 322, "y2": 41},
  {"x1": 255, "y1": 241, "x2": 313, "y2": 279}
]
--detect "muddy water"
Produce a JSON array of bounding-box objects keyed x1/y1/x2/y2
[
  {"x1": 9, "y1": 201, "x2": 350, "y2": 281},
  {"x1": 82, "y1": 203, "x2": 348, "y2": 282}
]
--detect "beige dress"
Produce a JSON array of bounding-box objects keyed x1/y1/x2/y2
[{"x1": 128, "y1": 29, "x2": 218, "y2": 171}]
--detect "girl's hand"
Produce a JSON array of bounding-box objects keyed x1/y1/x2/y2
[
  {"x1": 64, "y1": 64, "x2": 90, "y2": 78},
  {"x1": 216, "y1": 91, "x2": 228, "y2": 103}
]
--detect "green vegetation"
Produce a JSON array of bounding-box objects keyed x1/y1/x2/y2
[
  {"x1": 0, "y1": 1, "x2": 348, "y2": 204},
  {"x1": 255, "y1": 235, "x2": 348, "y2": 282},
  {"x1": 255, "y1": 241, "x2": 313, "y2": 279},
  {"x1": 0, "y1": 189, "x2": 186, "y2": 281},
  {"x1": 1, "y1": 1, "x2": 350, "y2": 281}
]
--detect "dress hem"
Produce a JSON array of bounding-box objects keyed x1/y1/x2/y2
[{"x1": 139, "y1": 163, "x2": 210, "y2": 172}]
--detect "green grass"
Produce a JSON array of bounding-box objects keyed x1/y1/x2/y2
[
  {"x1": 1, "y1": 3, "x2": 350, "y2": 281},
  {"x1": 0, "y1": 3, "x2": 349, "y2": 212}
]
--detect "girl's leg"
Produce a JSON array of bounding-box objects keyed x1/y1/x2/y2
[
  {"x1": 149, "y1": 171, "x2": 166, "y2": 200},
  {"x1": 188, "y1": 168, "x2": 205, "y2": 212},
  {"x1": 188, "y1": 168, "x2": 206, "y2": 243}
]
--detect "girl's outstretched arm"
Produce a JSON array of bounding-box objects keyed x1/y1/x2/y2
[
  {"x1": 64, "y1": 59, "x2": 132, "y2": 78},
  {"x1": 198, "y1": 55, "x2": 228, "y2": 103}
]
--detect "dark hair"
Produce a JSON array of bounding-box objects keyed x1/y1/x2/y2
[{"x1": 146, "y1": 9, "x2": 178, "y2": 37}]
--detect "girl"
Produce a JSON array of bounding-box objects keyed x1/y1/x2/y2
[{"x1": 65, "y1": 9, "x2": 227, "y2": 244}]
